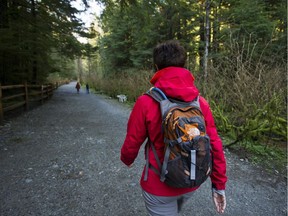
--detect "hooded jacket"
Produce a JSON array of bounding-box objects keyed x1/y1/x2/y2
[{"x1": 120, "y1": 67, "x2": 227, "y2": 196}]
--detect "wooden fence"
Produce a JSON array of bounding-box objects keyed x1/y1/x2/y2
[{"x1": 0, "y1": 83, "x2": 57, "y2": 123}]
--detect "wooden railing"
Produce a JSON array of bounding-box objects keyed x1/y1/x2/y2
[{"x1": 0, "y1": 83, "x2": 57, "y2": 123}]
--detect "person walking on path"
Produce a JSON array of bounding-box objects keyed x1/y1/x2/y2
[
  {"x1": 86, "y1": 83, "x2": 90, "y2": 94},
  {"x1": 75, "y1": 82, "x2": 81, "y2": 94},
  {"x1": 120, "y1": 40, "x2": 227, "y2": 215}
]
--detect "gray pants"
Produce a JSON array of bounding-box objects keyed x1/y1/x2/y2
[{"x1": 142, "y1": 190, "x2": 194, "y2": 216}]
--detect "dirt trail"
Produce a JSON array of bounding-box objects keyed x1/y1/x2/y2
[{"x1": 0, "y1": 82, "x2": 286, "y2": 216}]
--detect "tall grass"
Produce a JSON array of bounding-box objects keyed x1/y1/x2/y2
[
  {"x1": 194, "y1": 38, "x2": 287, "y2": 175},
  {"x1": 89, "y1": 69, "x2": 153, "y2": 102},
  {"x1": 196, "y1": 39, "x2": 287, "y2": 146},
  {"x1": 87, "y1": 60, "x2": 287, "y2": 145}
]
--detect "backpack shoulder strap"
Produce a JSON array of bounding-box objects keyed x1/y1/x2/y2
[
  {"x1": 169, "y1": 95, "x2": 200, "y2": 108},
  {"x1": 144, "y1": 138, "x2": 162, "y2": 181},
  {"x1": 146, "y1": 87, "x2": 178, "y2": 118},
  {"x1": 145, "y1": 87, "x2": 168, "y2": 102},
  {"x1": 189, "y1": 95, "x2": 200, "y2": 108}
]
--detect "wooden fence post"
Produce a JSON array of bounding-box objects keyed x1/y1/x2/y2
[
  {"x1": 49, "y1": 84, "x2": 52, "y2": 98},
  {"x1": 46, "y1": 85, "x2": 49, "y2": 99},
  {"x1": 0, "y1": 83, "x2": 3, "y2": 123},
  {"x1": 24, "y1": 82, "x2": 29, "y2": 111},
  {"x1": 41, "y1": 85, "x2": 44, "y2": 104}
]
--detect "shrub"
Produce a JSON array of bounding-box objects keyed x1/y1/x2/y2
[{"x1": 89, "y1": 69, "x2": 153, "y2": 102}]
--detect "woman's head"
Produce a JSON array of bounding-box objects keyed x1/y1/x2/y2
[{"x1": 153, "y1": 40, "x2": 187, "y2": 71}]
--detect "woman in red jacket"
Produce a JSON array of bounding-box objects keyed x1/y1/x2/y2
[{"x1": 120, "y1": 40, "x2": 227, "y2": 215}]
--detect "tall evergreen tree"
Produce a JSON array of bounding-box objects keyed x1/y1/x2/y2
[
  {"x1": 216, "y1": 0, "x2": 281, "y2": 66},
  {"x1": 0, "y1": 0, "x2": 89, "y2": 84}
]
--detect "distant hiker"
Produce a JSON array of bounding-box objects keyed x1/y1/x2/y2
[
  {"x1": 86, "y1": 83, "x2": 90, "y2": 94},
  {"x1": 75, "y1": 82, "x2": 81, "y2": 93},
  {"x1": 120, "y1": 40, "x2": 227, "y2": 215}
]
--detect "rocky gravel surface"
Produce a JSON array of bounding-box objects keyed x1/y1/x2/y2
[{"x1": 0, "y1": 82, "x2": 286, "y2": 216}]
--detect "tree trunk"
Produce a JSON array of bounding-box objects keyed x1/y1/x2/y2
[
  {"x1": 0, "y1": 0, "x2": 8, "y2": 83},
  {"x1": 199, "y1": 14, "x2": 205, "y2": 74},
  {"x1": 203, "y1": 0, "x2": 211, "y2": 86},
  {"x1": 211, "y1": 0, "x2": 222, "y2": 67},
  {"x1": 0, "y1": 0, "x2": 8, "y2": 28},
  {"x1": 31, "y1": 0, "x2": 38, "y2": 84}
]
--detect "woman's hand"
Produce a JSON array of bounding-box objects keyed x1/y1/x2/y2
[{"x1": 212, "y1": 190, "x2": 226, "y2": 214}]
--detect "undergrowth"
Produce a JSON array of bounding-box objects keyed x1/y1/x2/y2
[{"x1": 222, "y1": 136, "x2": 287, "y2": 179}]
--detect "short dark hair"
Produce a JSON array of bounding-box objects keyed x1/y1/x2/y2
[{"x1": 153, "y1": 40, "x2": 187, "y2": 71}]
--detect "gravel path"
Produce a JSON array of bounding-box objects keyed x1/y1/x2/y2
[{"x1": 0, "y1": 82, "x2": 286, "y2": 216}]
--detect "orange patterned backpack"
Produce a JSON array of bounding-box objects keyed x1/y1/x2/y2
[{"x1": 144, "y1": 87, "x2": 212, "y2": 188}]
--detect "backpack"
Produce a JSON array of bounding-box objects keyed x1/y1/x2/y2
[{"x1": 144, "y1": 87, "x2": 212, "y2": 188}]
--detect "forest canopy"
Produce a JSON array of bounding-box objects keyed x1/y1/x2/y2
[
  {"x1": 95, "y1": 0, "x2": 286, "y2": 72},
  {"x1": 1, "y1": 0, "x2": 286, "y2": 84}
]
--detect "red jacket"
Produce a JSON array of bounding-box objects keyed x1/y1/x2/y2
[{"x1": 120, "y1": 67, "x2": 227, "y2": 196}]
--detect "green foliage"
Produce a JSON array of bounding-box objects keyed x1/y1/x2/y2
[
  {"x1": 237, "y1": 95, "x2": 287, "y2": 141},
  {"x1": 209, "y1": 100, "x2": 233, "y2": 134},
  {"x1": 201, "y1": 38, "x2": 287, "y2": 145},
  {"x1": 96, "y1": 0, "x2": 286, "y2": 74},
  {"x1": 90, "y1": 68, "x2": 152, "y2": 102},
  {"x1": 227, "y1": 139, "x2": 287, "y2": 177},
  {"x1": 211, "y1": 94, "x2": 287, "y2": 147},
  {"x1": 98, "y1": 0, "x2": 203, "y2": 71},
  {"x1": 219, "y1": 0, "x2": 286, "y2": 64},
  {"x1": 0, "y1": 0, "x2": 89, "y2": 84}
]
